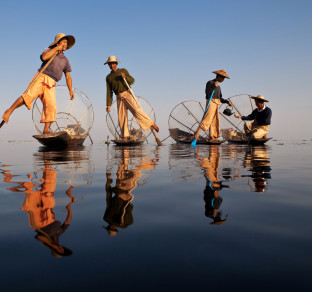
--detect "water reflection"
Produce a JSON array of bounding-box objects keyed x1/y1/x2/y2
[
  {"x1": 196, "y1": 146, "x2": 229, "y2": 225},
  {"x1": 104, "y1": 146, "x2": 159, "y2": 236},
  {"x1": 222, "y1": 145, "x2": 271, "y2": 192},
  {"x1": 0, "y1": 146, "x2": 94, "y2": 257}
]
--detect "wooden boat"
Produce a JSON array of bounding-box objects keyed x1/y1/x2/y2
[
  {"x1": 169, "y1": 128, "x2": 225, "y2": 145},
  {"x1": 111, "y1": 138, "x2": 145, "y2": 146},
  {"x1": 226, "y1": 137, "x2": 272, "y2": 145},
  {"x1": 33, "y1": 131, "x2": 87, "y2": 148}
]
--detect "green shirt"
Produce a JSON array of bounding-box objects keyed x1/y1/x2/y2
[{"x1": 106, "y1": 68, "x2": 135, "y2": 106}]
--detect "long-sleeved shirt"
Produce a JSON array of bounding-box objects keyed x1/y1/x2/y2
[
  {"x1": 205, "y1": 79, "x2": 229, "y2": 104},
  {"x1": 106, "y1": 68, "x2": 135, "y2": 106},
  {"x1": 242, "y1": 106, "x2": 272, "y2": 125}
]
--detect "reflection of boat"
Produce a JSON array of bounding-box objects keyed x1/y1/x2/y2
[
  {"x1": 33, "y1": 130, "x2": 87, "y2": 148},
  {"x1": 169, "y1": 128, "x2": 224, "y2": 145}
]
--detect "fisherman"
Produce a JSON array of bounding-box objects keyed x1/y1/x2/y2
[
  {"x1": 193, "y1": 69, "x2": 233, "y2": 142},
  {"x1": 235, "y1": 95, "x2": 272, "y2": 139},
  {"x1": 105, "y1": 56, "x2": 159, "y2": 141},
  {"x1": 2, "y1": 33, "x2": 75, "y2": 134}
]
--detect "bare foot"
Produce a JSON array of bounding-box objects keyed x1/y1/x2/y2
[
  {"x1": 2, "y1": 109, "x2": 12, "y2": 124},
  {"x1": 43, "y1": 130, "x2": 54, "y2": 134},
  {"x1": 152, "y1": 123, "x2": 159, "y2": 133}
]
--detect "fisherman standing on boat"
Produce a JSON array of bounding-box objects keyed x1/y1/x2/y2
[
  {"x1": 235, "y1": 95, "x2": 272, "y2": 139},
  {"x1": 2, "y1": 33, "x2": 75, "y2": 134},
  {"x1": 193, "y1": 69, "x2": 233, "y2": 142},
  {"x1": 105, "y1": 56, "x2": 159, "y2": 141}
]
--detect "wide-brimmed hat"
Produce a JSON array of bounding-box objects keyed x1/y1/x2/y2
[
  {"x1": 251, "y1": 95, "x2": 269, "y2": 102},
  {"x1": 104, "y1": 56, "x2": 120, "y2": 65},
  {"x1": 212, "y1": 69, "x2": 230, "y2": 79},
  {"x1": 49, "y1": 33, "x2": 75, "y2": 50}
]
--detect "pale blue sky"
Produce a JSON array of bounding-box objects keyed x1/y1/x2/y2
[{"x1": 0, "y1": 0, "x2": 311, "y2": 141}]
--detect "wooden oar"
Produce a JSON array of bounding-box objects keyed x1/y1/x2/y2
[
  {"x1": 122, "y1": 77, "x2": 163, "y2": 146},
  {"x1": 0, "y1": 51, "x2": 58, "y2": 128}
]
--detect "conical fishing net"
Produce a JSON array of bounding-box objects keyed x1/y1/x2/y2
[
  {"x1": 219, "y1": 94, "x2": 255, "y2": 141},
  {"x1": 32, "y1": 85, "x2": 94, "y2": 135},
  {"x1": 168, "y1": 100, "x2": 210, "y2": 143},
  {"x1": 106, "y1": 96, "x2": 155, "y2": 140}
]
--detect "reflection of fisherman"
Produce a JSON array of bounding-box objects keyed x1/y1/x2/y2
[
  {"x1": 5, "y1": 162, "x2": 75, "y2": 257},
  {"x1": 194, "y1": 69, "x2": 233, "y2": 142},
  {"x1": 243, "y1": 146, "x2": 271, "y2": 193},
  {"x1": 104, "y1": 148, "x2": 158, "y2": 235},
  {"x1": 104, "y1": 56, "x2": 159, "y2": 141},
  {"x1": 104, "y1": 171, "x2": 135, "y2": 236},
  {"x1": 197, "y1": 146, "x2": 228, "y2": 224},
  {"x1": 235, "y1": 95, "x2": 272, "y2": 139},
  {"x1": 204, "y1": 181, "x2": 228, "y2": 225}
]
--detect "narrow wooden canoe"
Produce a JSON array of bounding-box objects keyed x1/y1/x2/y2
[
  {"x1": 33, "y1": 131, "x2": 87, "y2": 148},
  {"x1": 111, "y1": 138, "x2": 145, "y2": 146},
  {"x1": 226, "y1": 137, "x2": 272, "y2": 145},
  {"x1": 169, "y1": 128, "x2": 225, "y2": 145}
]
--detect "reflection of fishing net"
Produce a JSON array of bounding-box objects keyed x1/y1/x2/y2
[
  {"x1": 219, "y1": 94, "x2": 255, "y2": 141},
  {"x1": 32, "y1": 86, "x2": 94, "y2": 135},
  {"x1": 168, "y1": 100, "x2": 210, "y2": 143},
  {"x1": 106, "y1": 96, "x2": 155, "y2": 140}
]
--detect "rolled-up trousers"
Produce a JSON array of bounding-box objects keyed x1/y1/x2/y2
[
  {"x1": 199, "y1": 100, "x2": 220, "y2": 139},
  {"x1": 244, "y1": 122, "x2": 269, "y2": 139},
  {"x1": 117, "y1": 90, "x2": 154, "y2": 138}
]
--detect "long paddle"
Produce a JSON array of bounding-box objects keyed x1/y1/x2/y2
[
  {"x1": 191, "y1": 89, "x2": 215, "y2": 147},
  {"x1": 0, "y1": 51, "x2": 58, "y2": 129},
  {"x1": 122, "y1": 77, "x2": 163, "y2": 146}
]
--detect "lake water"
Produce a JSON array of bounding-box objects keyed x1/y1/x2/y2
[{"x1": 0, "y1": 140, "x2": 311, "y2": 291}]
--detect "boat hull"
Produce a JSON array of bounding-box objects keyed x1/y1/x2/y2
[
  {"x1": 111, "y1": 138, "x2": 145, "y2": 146},
  {"x1": 33, "y1": 131, "x2": 87, "y2": 148},
  {"x1": 227, "y1": 137, "x2": 272, "y2": 145}
]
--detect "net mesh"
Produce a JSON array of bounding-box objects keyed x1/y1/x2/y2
[
  {"x1": 168, "y1": 95, "x2": 256, "y2": 143},
  {"x1": 106, "y1": 96, "x2": 155, "y2": 140},
  {"x1": 219, "y1": 94, "x2": 255, "y2": 141},
  {"x1": 168, "y1": 100, "x2": 209, "y2": 143},
  {"x1": 32, "y1": 85, "x2": 94, "y2": 135}
]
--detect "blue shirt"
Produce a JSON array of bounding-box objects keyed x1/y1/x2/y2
[{"x1": 39, "y1": 48, "x2": 72, "y2": 82}]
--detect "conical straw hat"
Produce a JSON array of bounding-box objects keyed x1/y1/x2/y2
[
  {"x1": 212, "y1": 69, "x2": 230, "y2": 79},
  {"x1": 104, "y1": 56, "x2": 120, "y2": 65},
  {"x1": 49, "y1": 33, "x2": 75, "y2": 50},
  {"x1": 251, "y1": 95, "x2": 269, "y2": 102}
]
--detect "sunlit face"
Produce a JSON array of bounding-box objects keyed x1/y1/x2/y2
[{"x1": 57, "y1": 38, "x2": 68, "y2": 50}]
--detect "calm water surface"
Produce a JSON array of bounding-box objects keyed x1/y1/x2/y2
[{"x1": 0, "y1": 141, "x2": 311, "y2": 291}]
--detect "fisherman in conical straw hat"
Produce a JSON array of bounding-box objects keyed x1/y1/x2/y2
[
  {"x1": 235, "y1": 95, "x2": 272, "y2": 139},
  {"x1": 2, "y1": 33, "x2": 75, "y2": 134},
  {"x1": 193, "y1": 69, "x2": 233, "y2": 142},
  {"x1": 105, "y1": 56, "x2": 159, "y2": 141}
]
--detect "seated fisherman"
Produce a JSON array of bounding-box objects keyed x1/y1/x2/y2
[{"x1": 235, "y1": 95, "x2": 272, "y2": 139}]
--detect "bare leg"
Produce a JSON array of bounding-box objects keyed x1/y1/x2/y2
[
  {"x1": 43, "y1": 122, "x2": 53, "y2": 134},
  {"x1": 2, "y1": 97, "x2": 25, "y2": 123},
  {"x1": 194, "y1": 127, "x2": 200, "y2": 140},
  {"x1": 152, "y1": 123, "x2": 159, "y2": 132}
]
